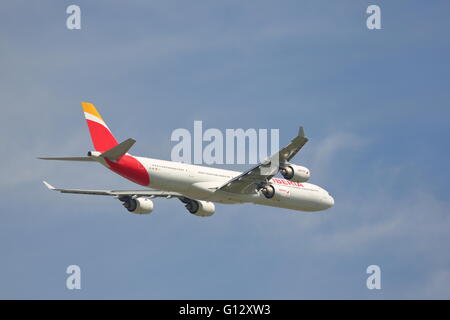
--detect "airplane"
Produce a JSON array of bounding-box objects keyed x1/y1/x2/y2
[{"x1": 39, "y1": 102, "x2": 334, "y2": 216}]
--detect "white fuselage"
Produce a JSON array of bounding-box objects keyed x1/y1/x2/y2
[
  {"x1": 43, "y1": 102, "x2": 334, "y2": 214},
  {"x1": 125, "y1": 156, "x2": 334, "y2": 212}
]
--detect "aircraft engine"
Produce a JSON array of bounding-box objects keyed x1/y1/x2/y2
[
  {"x1": 185, "y1": 200, "x2": 215, "y2": 217},
  {"x1": 261, "y1": 184, "x2": 291, "y2": 200},
  {"x1": 122, "y1": 197, "x2": 154, "y2": 214},
  {"x1": 261, "y1": 185, "x2": 275, "y2": 199},
  {"x1": 280, "y1": 164, "x2": 310, "y2": 182}
]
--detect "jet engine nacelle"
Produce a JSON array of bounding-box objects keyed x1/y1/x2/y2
[
  {"x1": 185, "y1": 200, "x2": 215, "y2": 217},
  {"x1": 261, "y1": 184, "x2": 291, "y2": 200},
  {"x1": 280, "y1": 164, "x2": 310, "y2": 182},
  {"x1": 123, "y1": 197, "x2": 154, "y2": 214}
]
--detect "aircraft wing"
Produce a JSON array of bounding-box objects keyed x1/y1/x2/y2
[
  {"x1": 43, "y1": 181, "x2": 184, "y2": 199},
  {"x1": 217, "y1": 126, "x2": 308, "y2": 194}
]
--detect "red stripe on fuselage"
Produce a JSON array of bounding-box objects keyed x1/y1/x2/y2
[{"x1": 105, "y1": 155, "x2": 150, "y2": 186}]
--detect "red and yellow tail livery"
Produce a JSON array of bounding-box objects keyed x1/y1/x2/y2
[{"x1": 81, "y1": 102, "x2": 118, "y2": 152}]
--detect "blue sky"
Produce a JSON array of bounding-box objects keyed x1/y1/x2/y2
[{"x1": 1, "y1": 0, "x2": 450, "y2": 299}]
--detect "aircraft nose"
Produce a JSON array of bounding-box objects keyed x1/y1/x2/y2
[
  {"x1": 327, "y1": 195, "x2": 335, "y2": 208},
  {"x1": 322, "y1": 195, "x2": 334, "y2": 209}
]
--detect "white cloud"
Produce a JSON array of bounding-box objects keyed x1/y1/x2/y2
[{"x1": 309, "y1": 131, "x2": 370, "y2": 181}]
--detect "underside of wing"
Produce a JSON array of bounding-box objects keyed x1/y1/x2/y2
[
  {"x1": 278, "y1": 126, "x2": 309, "y2": 162},
  {"x1": 42, "y1": 181, "x2": 217, "y2": 217},
  {"x1": 218, "y1": 126, "x2": 308, "y2": 194},
  {"x1": 42, "y1": 181, "x2": 184, "y2": 198},
  {"x1": 219, "y1": 162, "x2": 276, "y2": 194}
]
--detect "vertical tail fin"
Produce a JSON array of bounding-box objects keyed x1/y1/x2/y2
[{"x1": 81, "y1": 102, "x2": 118, "y2": 152}]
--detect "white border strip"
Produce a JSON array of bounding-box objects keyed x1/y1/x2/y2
[{"x1": 84, "y1": 112, "x2": 110, "y2": 130}]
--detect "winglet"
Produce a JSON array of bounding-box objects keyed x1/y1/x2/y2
[
  {"x1": 299, "y1": 126, "x2": 305, "y2": 138},
  {"x1": 43, "y1": 181, "x2": 55, "y2": 190}
]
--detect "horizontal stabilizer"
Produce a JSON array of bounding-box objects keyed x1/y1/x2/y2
[
  {"x1": 38, "y1": 157, "x2": 95, "y2": 161},
  {"x1": 101, "y1": 138, "x2": 135, "y2": 161},
  {"x1": 38, "y1": 138, "x2": 136, "y2": 162}
]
